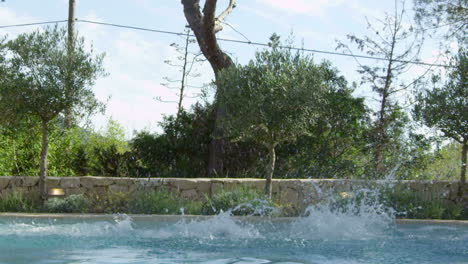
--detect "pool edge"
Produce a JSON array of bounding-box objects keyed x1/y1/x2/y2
[{"x1": 1, "y1": 212, "x2": 467, "y2": 225}]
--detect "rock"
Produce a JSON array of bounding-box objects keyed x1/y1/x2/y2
[
  {"x1": 108, "y1": 184, "x2": 128, "y2": 193},
  {"x1": 81, "y1": 177, "x2": 114, "y2": 188},
  {"x1": 280, "y1": 188, "x2": 300, "y2": 205},
  {"x1": 0, "y1": 177, "x2": 10, "y2": 189},
  {"x1": 211, "y1": 182, "x2": 224, "y2": 195},
  {"x1": 23, "y1": 177, "x2": 39, "y2": 187},
  {"x1": 65, "y1": 187, "x2": 86, "y2": 196},
  {"x1": 60, "y1": 177, "x2": 80, "y2": 188},
  {"x1": 181, "y1": 189, "x2": 198, "y2": 199},
  {"x1": 113, "y1": 178, "x2": 133, "y2": 186},
  {"x1": 172, "y1": 179, "x2": 199, "y2": 190},
  {"x1": 196, "y1": 181, "x2": 212, "y2": 194},
  {"x1": 46, "y1": 177, "x2": 61, "y2": 188}
]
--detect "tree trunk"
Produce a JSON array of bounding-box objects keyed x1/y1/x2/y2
[
  {"x1": 265, "y1": 144, "x2": 276, "y2": 200},
  {"x1": 64, "y1": 0, "x2": 76, "y2": 128},
  {"x1": 176, "y1": 29, "x2": 190, "y2": 120},
  {"x1": 181, "y1": 0, "x2": 235, "y2": 177},
  {"x1": 38, "y1": 120, "x2": 50, "y2": 203},
  {"x1": 457, "y1": 139, "x2": 467, "y2": 200}
]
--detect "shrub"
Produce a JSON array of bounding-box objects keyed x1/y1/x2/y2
[
  {"x1": 381, "y1": 188, "x2": 465, "y2": 219},
  {"x1": 0, "y1": 191, "x2": 37, "y2": 212},
  {"x1": 86, "y1": 191, "x2": 130, "y2": 213},
  {"x1": 128, "y1": 189, "x2": 203, "y2": 215},
  {"x1": 202, "y1": 187, "x2": 279, "y2": 216},
  {"x1": 44, "y1": 194, "x2": 89, "y2": 213}
]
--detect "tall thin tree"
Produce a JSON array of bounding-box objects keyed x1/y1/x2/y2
[
  {"x1": 159, "y1": 27, "x2": 204, "y2": 120},
  {"x1": 181, "y1": 0, "x2": 236, "y2": 176},
  {"x1": 64, "y1": 0, "x2": 76, "y2": 128},
  {"x1": 337, "y1": 0, "x2": 424, "y2": 176}
]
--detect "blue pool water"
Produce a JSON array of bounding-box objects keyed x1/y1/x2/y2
[{"x1": 0, "y1": 213, "x2": 467, "y2": 264}]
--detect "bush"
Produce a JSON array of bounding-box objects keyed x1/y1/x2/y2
[
  {"x1": 129, "y1": 189, "x2": 203, "y2": 215},
  {"x1": 0, "y1": 191, "x2": 37, "y2": 212},
  {"x1": 202, "y1": 187, "x2": 279, "y2": 216},
  {"x1": 86, "y1": 191, "x2": 130, "y2": 213},
  {"x1": 381, "y1": 187, "x2": 465, "y2": 219},
  {"x1": 44, "y1": 194, "x2": 89, "y2": 213}
]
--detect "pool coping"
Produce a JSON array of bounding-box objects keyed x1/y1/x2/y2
[{"x1": 1, "y1": 213, "x2": 467, "y2": 225}]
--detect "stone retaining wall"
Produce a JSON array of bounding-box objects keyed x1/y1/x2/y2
[{"x1": 0, "y1": 176, "x2": 466, "y2": 211}]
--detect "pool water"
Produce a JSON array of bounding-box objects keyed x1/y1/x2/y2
[{"x1": 0, "y1": 213, "x2": 467, "y2": 264}]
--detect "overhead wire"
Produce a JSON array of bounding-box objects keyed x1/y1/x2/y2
[{"x1": 0, "y1": 19, "x2": 453, "y2": 68}]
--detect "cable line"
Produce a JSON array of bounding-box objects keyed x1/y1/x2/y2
[
  {"x1": 0, "y1": 20, "x2": 68, "y2": 29},
  {"x1": 0, "y1": 19, "x2": 453, "y2": 68}
]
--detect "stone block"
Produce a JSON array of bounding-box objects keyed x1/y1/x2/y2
[
  {"x1": 9, "y1": 177, "x2": 24, "y2": 187},
  {"x1": 280, "y1": 188, "x2": 300, "y2": 205},
  {"x1": 243, "y1": 180, "x2": 265, "y2": 191},
  {"x1": 148, "y1": 178, "x2": 165, "y2": 187},
  {"x1": 172, "y1": 179, "x2": 199, "y2": 190},
  {"x1": 0, "y1": 177, "x2": 10, "y2": 189},
  {"x1": 108, "y1": 184, "x2": 128, "y2": 193},
  {"x1": 46, "y1": 178, "x2": 61, "y2": 188},
  {"x1": 65, "y1": 187, "x2": 86, "y2": 196},
  {"x1": 223, "y1": 181, "x2": 240, "y2": 191},
  {"x1": 196, "y1": 182, "x2": 212, "y2": 194},
  {"x1": 211, "y1": 182, "x2": 224, "y2": 195},
  {"x1": 181, "y1": 189, "x2": 198, "y2": 199},
  {"x1": 60, "y1": 177, "x2": 80, "y2": 188},
  {"x1": 23, "y1": 177, "x2": 39, "y2": 187},
  {"x1": 113, "y1": 178, "x2": 133, "y2": 186},
  {"x1": 81, "y1": 177, "x2": 114, "y2": 188}
]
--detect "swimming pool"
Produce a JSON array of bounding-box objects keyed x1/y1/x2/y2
[{"x1": 0, "y1": 213, "x2": 467, "y2": 264}]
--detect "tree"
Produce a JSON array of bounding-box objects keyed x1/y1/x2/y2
[
  {"x1": 181, "y1": 0, "x2": 236, "y2": 176},
  {"x1": 337, "y1": 0, "x2": 424, "y2": 176},
  {"x1": 275, "y1": 79, "x2": 370, "y2": 179},
  {"x1": 217, "y1": 36, "x2": 332, "y2": 199},
  {"x1": 413, "y1": 0, "x2": 467, "y2": 42},
  {"x1": 0, "y1": 26, "x2": 105, "y2": 201},
  {"x1": 414, "y1": 49, "x2": 467, "y2": 200},
  {"x1": 159, "y1": 27, "x2": 205, "y2": 120}
]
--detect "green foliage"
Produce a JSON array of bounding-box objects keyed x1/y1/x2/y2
[
  {"x1": 329, "y1": 186, "x2": 466, "y2": 220},
  {"x1": 275, "y1": 71, "x2": 369, "y2": 178},
  {"x1": 202, "y1": 187, "x2": 278, "y2": 216},
  {"x1": 414, "y1": 49, "x2": 467, "y2": 144},
  {"x1": 0, "y1": 26, "x2": 106, "y2": 185},
  {"x1": 380, "y1": 186, "x2": 464, "y2": 219},
  {"x1": 0, "y1": 126, "x2": 41, "y2": 176},
  {"x1": 86, "y1": 191, "x2": 130, "y2": 213},
  {"x1": 419, "y1": 142, "x2": 462, "y2": 180},
  {"x1": 413, "y1": 0, "x2": 467, "y2": 42},
  {"x1": 132, "y1": 103, "x2": 213, "y2": 177},
  {"x1": 218, "y1": 35, "x2": 329, "y2": 148},
  {"x1": 0, "y1": 191, "x2": 37, "y2": 212},
  {"x1": 129, "y1": 189, "x2": 203, "y2": 215},
  {"x1": 44, "y1": 194, "x2": 89, "y2": 213},
  {"x1": 0, "y1": 26, "x2": 105, "y2": 125},
  {"x1": 131, "y1": 103, "x2": 263, "y2": 178}
]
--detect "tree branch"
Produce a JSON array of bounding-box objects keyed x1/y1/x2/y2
[{"x1": 214, "y1": 0, "x2": 236, "y2": 33}]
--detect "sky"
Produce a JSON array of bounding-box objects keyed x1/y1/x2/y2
[{"x1": 0, "y1": 0, "x2": 443, "y2": 137}]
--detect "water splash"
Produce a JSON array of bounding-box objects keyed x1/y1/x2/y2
[
  {"x1": 143, "y1": 211, "x2": 262, "y2": 240},
  {"x1": 0, "y1": 215, "x2": 135, "y2": 237}
]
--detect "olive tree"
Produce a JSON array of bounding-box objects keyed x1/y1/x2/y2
[
  {"x1": 414, "y1": 49, "x2": 467, "y2": 200},
  {"x1": 0, "y1": 26, "x2": 105, "y2": 201},
  {"x1": 217, "y1": 36, "x2": 330, "y2": 198}
]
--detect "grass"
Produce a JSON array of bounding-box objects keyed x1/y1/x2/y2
[
  {"x1": 202, "y1": 186, "x2": 280, "y2": 216},
  {"x1": 0, "y1": 185, "x2": 465, "y2": 219},
  {"x1": 0, "y1": 191, "x2": 37, "y2": 212}
]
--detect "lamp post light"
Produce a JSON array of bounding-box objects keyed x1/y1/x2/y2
[{"x1": 48, "y1": 188, "x2": 65, "y2": 197}]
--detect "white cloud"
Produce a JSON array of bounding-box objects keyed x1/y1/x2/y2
[
  {"x1": 0, "y1": 7, "x2": 38, "y2": 36},
  {"x1": 256, "y1": 0, "x2": 345, "y2": 17}
]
